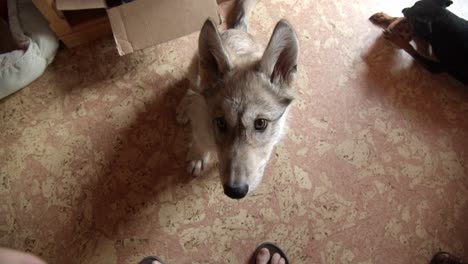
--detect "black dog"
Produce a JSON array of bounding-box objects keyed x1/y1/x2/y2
[{"x1": 386, "y1": 0, "x2": 468, "y2": 84}]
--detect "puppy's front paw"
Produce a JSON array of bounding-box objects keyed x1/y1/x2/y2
[
  {"x1": 186, "y1": 149, "x2": 211, "y2": 176},
  {"x1": 187, "y1": 159, "x2": 205, "y2": 176}
]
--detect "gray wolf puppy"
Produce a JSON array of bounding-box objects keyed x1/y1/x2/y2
[{"x1": 177, "y1": 0, "x2": 299, "y2": 199}]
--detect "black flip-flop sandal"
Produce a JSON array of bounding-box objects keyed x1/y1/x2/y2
[
  {"x1": 249, "y1": 242, "x2": 289, "y2": 264},
  {"x1": 138, "y1": 256, "x2": 165, "y2": 264},
  {"x1": 430, "y1": 252, "x2": 465, "y2": 264}
]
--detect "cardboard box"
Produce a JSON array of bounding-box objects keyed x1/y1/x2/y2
[
  {"x1": 56, "y1": 0, "x2": 107, "y2": 10},
  {"x1": 54, "y1": 0, "x2": 219, "y2": 55}
]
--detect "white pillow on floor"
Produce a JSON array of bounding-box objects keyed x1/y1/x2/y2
[{"x1": 0, "y1": 0, "x2": 59, "y2": 100}]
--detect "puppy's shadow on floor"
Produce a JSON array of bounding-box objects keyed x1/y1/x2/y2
[{"x1": 52, "y1": 77, "x2": 204, "y2": 263}]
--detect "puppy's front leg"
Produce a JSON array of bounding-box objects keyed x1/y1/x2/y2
[{"x1": 177, "y1": 90, "x2": 216, "y2": 176}]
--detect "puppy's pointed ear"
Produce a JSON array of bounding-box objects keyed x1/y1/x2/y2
[
  {"x1": 198, "y1": 18, "x2": 232, "y2": 85},
  {"x1": 260, "y1": 19, "x2": 299, "y2": 86}
]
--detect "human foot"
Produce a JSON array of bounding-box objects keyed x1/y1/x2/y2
[
  {"x1": 250, "y1": 242, "x2": 289, "y2": 264},
  {"x1": 256, "y1": 247, "x2": 286, "y2": 264},
  {"x1": 0, "y1": 247, "x2": 46, "y2": 264},
  {"x1": 430, "y1": 252, "x2": 465, "y2": 264},
  {"x1": 138, "y1": 256, "x2": 164, "y2": 264}
]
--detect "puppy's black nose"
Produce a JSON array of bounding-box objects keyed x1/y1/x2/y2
[
  {"x1": 402, "y1": 8, "x2": 409, "y2": 15},
  {"x1": 223, "y1": 183, "x2": 249, "y2": 199}
]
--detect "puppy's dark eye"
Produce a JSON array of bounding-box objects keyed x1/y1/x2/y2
[
  {"x1": 215, "y1": 117, "x2": 227, "y2": 132},
  {"x1": 254, "y1": 119, "x2": 268, "y2": 131}
]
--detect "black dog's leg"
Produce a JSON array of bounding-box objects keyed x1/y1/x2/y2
[
  {"x1": 384, "y1": 29, "x2": 444, "y2": 73},
  {"x1": 403, "y1": 45, "x2": 444, "y2": 73},
  {"x1": 413, "y1": 36, "x2": 431, "y2": 58}
]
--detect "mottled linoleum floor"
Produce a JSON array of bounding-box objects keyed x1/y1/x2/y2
[{"x1": 1, "y1": 0, "x2": 468, "y2": 263}]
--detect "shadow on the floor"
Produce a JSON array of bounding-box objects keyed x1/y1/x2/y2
[
  {"x1": 362, "y1": 35, "x2": 467, "y2": 91},
  {"x1": 360, "y1": 36, "x2": 468, "y2": 254},
  {"x1": 51, "y1": 77, "x2": 203, "y2": 262},
  {"x1": 362, "y1": 35, "x2": 432, "y2": 91},
  {"x1": 361, "y1": 35, "x2": 468, "y2": 125},
  {"x1": 48, "y1": 38, "x2": 157, "y2": 93}
]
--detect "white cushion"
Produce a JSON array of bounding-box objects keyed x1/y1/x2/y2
[{"x1": 0, "y1": 0, "x2": 58, "y2": 100}]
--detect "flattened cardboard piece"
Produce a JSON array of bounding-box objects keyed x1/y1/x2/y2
[
  {"x1": 56, "y1": 0, "x2": 106, "y2": 10},
  {"x1": 107, "y1": 0, "x2": 218, "y2": 55}
]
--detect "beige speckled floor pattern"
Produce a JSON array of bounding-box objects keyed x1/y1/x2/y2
[{"x1": 1, "y1": 0, "x2": 468, "y2": 263}]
